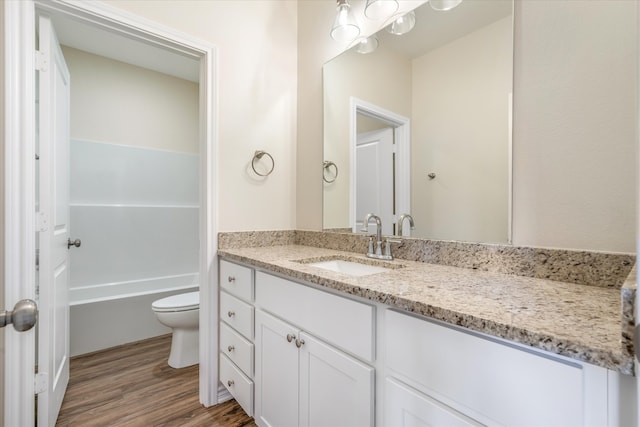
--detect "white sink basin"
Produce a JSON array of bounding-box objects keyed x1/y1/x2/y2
[{"x1": 307, "y1": 259, "x2": 390, "y2": 276}]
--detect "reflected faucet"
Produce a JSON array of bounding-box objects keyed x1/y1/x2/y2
[{"x1": 397, "y1": 214, "x2": 415, "y2": 237}]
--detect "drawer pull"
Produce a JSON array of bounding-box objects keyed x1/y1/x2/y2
[
  {"x1": 295, "y1": 338, "x2": 305, "y2": 348},
  {"x1": 228, "y1": 276, "x2": 236, "y2": 283},
  {"x1": 227, "y1": 311, "x2": 235, "y2": 318},
  {"x1": 227, "y1": 380, "x2": 234, "y2": 387},
  {"x1": 286, "y1": 333, "x2": 296, "y2": 343},
  {"x1": 227, "y1": 345, "x2": 235, "y2": 352}
]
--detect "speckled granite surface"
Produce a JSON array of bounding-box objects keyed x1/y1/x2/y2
[{"x1": 218, "y1": 232, "x2": 637, "y2": 374}]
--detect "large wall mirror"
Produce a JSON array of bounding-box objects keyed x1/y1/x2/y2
[{"x1": 323, "y1": 0, "x2": 513, "y2": 243}]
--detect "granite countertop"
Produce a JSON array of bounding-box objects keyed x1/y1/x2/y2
[{"x1": 218, "y1": 244, "x2": 635, "y2": 375}]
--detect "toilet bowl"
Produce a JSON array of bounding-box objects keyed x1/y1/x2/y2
[{"x1": 152, "y1": 291, "x2": 199, "y2": 368}]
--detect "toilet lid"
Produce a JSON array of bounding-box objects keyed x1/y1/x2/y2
[{"x1": 152, "y1": 291, "x2": 199, "y2": 312}]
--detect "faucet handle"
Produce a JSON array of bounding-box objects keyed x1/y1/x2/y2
[
  {"x1": 367, "y1": 236, "x2": 374, "y2": 255},
  {"x1": 384, "y1": 238, "x2": 402, "y2": 258}
]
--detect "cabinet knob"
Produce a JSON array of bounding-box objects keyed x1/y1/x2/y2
[
  {"x1": 227, "y1": 380, "x2": 234, "y2": 387},
  {"x1": 286, "y1": 333, "x2": 295, "y2": 343},
  {"x1": 227, "y1": 311, "x2": 235, "y2": 318},
  {"x1": 295, "y1": 338, "x2": 305, "y2": 348},
  {"x1": 228, "y1": 276, "x2": 236, "y2": 283},
  {"x1": 227, "y1": 345, "x2": 235, "y2": 352}
]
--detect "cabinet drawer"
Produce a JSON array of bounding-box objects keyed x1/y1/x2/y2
[
  {"x1": 220, "y1": 291, "x2": 254, "y2": 340},
  {"x1": 220, "y1": 322, "x2": 254, "y2": 377},
  {"x1": 385, "y1": 309, "x2": 585, "y2": 426},
  {"x1": 255, "y1": 271, "x2": 374, "y2": 362},
  {"x1": 220, "y1": 259, "x2": 254, "y2": 302},
  {"x1": 384, "y1": 377, "x2": 481, "y2": 427},
  {"x1": 220, "y1": 353, "x2": 254, "y2": 417}
]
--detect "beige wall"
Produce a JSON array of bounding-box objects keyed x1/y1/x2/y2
[
  {"x1": 61, "y1": 46, "x2": 199, "y2": 153},
  {"x1": 323, "y1": 44, "x2": 412, "y2": 230},
  {"x1": 411, "y1": 16, "x2": 511, "y2": 243},
  {"x1": 102, "y1": 0, "x2": 299, "y2": 232},
  {"x1": 512, "y1": 0, "x2": 637, "y2": 252},
  {"x1": 301, "y1": 0, "x2": 637, "y2": 252}
]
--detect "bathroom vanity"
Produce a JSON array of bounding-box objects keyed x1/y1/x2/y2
[{"x1": 217, "y1": 233, "x2": 636, "y2": 427}]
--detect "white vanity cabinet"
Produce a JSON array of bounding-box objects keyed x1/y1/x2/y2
[
  {"x1": 383, "y1": 309, "x2": 611, "y2": 427},
  {"x1": 219, "y1": 260, "x2": 255, "y2": 416},
  {"x1": 254, "y1": 271, "x2": 375, "y2": 427}
]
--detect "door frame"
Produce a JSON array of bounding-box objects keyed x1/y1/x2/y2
[
  {"x1": 349, "y1": 97, "x2": 410, "y2": 234},
  {"x1": 4, "y1": 1, "x2": 219, "y2": 425}
]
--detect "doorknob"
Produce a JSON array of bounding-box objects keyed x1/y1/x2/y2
[
  {"x1": 67, "y1": 238, "x2": 81, "y2": 249},
  {"x1": 0, "y1": 299, "x2": 37, "y2": 332}
]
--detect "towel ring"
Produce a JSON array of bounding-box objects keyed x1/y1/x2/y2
[
  {"x1": 251, "y1": 150, "x2": 275, "y2": 177},
  {"x1": 323, "y1": 161, "x2": 338, "y2": 183}
]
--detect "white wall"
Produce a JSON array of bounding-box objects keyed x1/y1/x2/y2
[
  {"x1": 323, "y1": 44, "x2": 412, "y2": 230},
  {"x1": 62, "y1": 46, "x2": 199, "y2": 153},
  {"x1": 102, "y1": 0, "x2": 299, "y2": 233},
  {"x1": 300, "y1": 0, "x2": 637, "y2": 253},
  {"x1": 411, "y1": 16, "x2": 511, "y2": 243}
]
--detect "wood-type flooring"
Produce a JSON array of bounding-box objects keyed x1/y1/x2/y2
[{"x1": 56, "y1": 334, "x2": 256, "y2": 427}]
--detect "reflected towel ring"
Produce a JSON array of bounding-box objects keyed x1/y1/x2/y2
[
  {"x1": 251, "y1": 150, "x2": 275, "y2": 177},
  {"x1": 323, "y1": 160, "x2": 338, "y2": 183}
]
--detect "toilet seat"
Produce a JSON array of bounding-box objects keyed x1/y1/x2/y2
[{"x1": 152, "y1": 291, "x2": 199, "y2": 312}]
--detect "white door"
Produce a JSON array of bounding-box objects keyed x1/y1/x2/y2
[
  {"x1": 37, "y1": 14, "x2": 71, "y2": 427},
  {"x1": 298, "y1": 331, "x2": 374, "y2": 427},
  {"x1": 354, "y1": 128, "x2": 394, "y2": 235},
  {"x1": 254, "y1": 310, "x2": 299, "y2": 427}
]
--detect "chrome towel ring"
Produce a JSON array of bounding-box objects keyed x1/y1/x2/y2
[
  {"x1": 323, "y1": 160, "x2": 338, "y2": 183},
  {"x1": 251, "y1": 150, "x2": 275, "y2": 177}
]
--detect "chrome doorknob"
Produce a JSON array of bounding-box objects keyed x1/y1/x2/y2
[
  {"x1": 0, "y1": 299, "x2": 37, "y2": 332},
  {"x1": 67, "y1": 238, "x2": 81, "y2": 249}
]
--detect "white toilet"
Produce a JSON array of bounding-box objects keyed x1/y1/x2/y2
[{"x1": 152, "y1": 291, "x2": 199, "y2": 368}]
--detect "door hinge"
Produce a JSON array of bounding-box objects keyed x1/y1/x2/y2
[
  {"x1": 34, "y1": 372, "x2": 48, "y2": 394},
  {"x1": 35, "y1": 50, "x2": 47, "y2": 72},
  {"x1": 36, "y1": 212, "x2": 49, "y2": 232}
]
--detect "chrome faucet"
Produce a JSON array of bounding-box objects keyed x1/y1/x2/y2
[
  {"x1": 361, "y1": 213, "x2": 383, "y2": 255},
  {"x1": 397, "y1": 214, "x2": 415, "y2": 237},
  {"x1": 361, "y1": 213, "x2": 398, "y2": 260}
]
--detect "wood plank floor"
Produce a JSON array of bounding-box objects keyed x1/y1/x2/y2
[{"x1": 56, "y1": 334, "x2": 257, "y2": 427}]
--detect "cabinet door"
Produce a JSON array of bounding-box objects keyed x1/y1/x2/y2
[
  {"x1": 255, "y1": 310, "x2": 299, "y2": 427},
  {"x1": 298, "y1": 332, "x2": 374, "y2": 427},
  {"x1": 384, "y1": 377, "x2": 482, "y2": 427}
]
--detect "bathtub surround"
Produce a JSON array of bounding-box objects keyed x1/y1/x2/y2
[
  {"x1": 218, "y1": 230, "x2": 637, "y2": 374},
  {"x1": 69, "y1": 140, "x2": 199, "y2": 356}
]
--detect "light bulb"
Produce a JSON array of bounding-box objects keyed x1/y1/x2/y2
[
  {"x1": 429, "y1": 0, "x2": 463, "y2": 12},
  {"x1": 364, "y1": 0, "x2": 399, "y2": 20},
  {"x1": 331, "y1": 0, "x2": 360, "y2": 41},
  {"x1": 386, "y1": 11, "x2": 416, "y2": 35},
  {"x1": 356, "y1": 35, "x2": 379, "y2": 54}
]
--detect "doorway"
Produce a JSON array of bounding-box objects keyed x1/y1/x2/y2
[
  {"x1": 350, "y1": 97, "x2": 411, "y2": 237},
  {"x1": 3, "y1": 1, "x2": 218, "y2": 425}
]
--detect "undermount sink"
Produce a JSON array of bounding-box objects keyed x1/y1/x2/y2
[{"x1": 306, "y1": 259, "x2": 391, "y2": 276}]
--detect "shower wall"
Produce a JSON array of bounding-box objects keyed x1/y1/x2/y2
[
  {"x1": 69, "y1": 140, "x2": 199, "y2": 355},
  {"x1": 61, "y1": 46, "x2": 200, "y2": 355}
]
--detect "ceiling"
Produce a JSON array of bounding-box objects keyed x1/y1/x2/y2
[{"x1": 49, "y1": 12, "x2": 200, "y2": 83}]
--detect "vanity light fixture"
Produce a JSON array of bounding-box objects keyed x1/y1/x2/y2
[
  {"x1": 330, "y1": 0, "x2": 361, "y2": 41},
  {"x1": 429, "y1": 0, "x2": 463, "y2": 12},
  {"x1": 356, "y1": 35, "x2": 379, "y2": 54},
  {"x1": 385, "y1": 10, "x2": 416, "y2": 35},
  {"x1": 364, "y1": 0, "x2": 399, "y2": 20}
]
